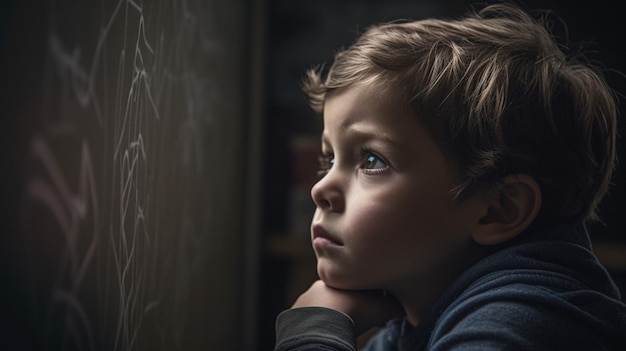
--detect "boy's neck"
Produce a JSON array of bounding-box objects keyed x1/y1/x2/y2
[{"x1": 391, "y1": 241, "x2": 495, "y2": 326}]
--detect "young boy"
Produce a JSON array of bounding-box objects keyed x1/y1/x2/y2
[{"x1": 274, "y1": 2, "x2": 626, "y2": 351}]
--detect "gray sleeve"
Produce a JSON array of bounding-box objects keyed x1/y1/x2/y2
[{"x1": 275, "y1": 307, "x2": 357, "y2": 351}]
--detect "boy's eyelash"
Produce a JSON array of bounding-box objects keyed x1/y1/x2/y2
[
  {"x1": 359, "y1": 147, "x2": 375, "y2": 160},
  {"x1": 317, "y1": 154, "x2": 334, "y2": 176}
]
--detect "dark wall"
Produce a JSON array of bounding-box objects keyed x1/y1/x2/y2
[{"x1": 0, "y1": 0, "x2": 253, "y2": 350}]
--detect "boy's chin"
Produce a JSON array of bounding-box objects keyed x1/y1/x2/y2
[
  {"x1": 318, "y1": 269, "x2": 376, "y2": 291},
  {"x1": 317, "y1": 269, "x2": 349, "y2": 289}
]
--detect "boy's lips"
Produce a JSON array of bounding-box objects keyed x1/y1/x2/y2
[{"x1": 311, "y1": 224, "x2": 343, "y2": 246}]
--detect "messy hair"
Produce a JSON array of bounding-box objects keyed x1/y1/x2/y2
[{"x1": 303, "y1": 3, "x2": 617, "y2": 226}]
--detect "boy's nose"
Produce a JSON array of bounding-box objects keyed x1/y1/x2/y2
[{"x1": 310, "y1": 172, "x2": 345, "y2": 213}]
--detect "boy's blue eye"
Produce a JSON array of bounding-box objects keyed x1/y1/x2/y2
[{"x1": 362, "y1": 154, "x2": 387, "y2": 170}]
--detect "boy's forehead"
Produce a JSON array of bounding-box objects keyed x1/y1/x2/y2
[
  {"x1": 322, "y1": 84, "x2": 415, "y2": 142},
  {"x1": 323, "y1": 85, "x2": 384, "y2": 128},
  {"x1": 324, "y1": 83, "x2": 406, "y2": 115}
]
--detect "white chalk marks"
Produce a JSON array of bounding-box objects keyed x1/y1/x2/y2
[{"x1": 21, "y1": 0, "x2": 219, "y2": 349}]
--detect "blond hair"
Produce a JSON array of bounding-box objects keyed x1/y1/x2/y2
[{"x1": 303, "y1": 3, "x2": 617, "y2": 226}]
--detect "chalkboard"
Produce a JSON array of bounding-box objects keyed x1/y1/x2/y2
[{"x1": 1, "y1": 0, "x2": 260, "y2": 350}]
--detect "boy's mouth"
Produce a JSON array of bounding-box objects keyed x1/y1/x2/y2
[{"x1": 311, "y1": 224, "x2": 343, "y2": 246}]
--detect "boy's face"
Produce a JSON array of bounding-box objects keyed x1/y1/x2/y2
[{"x1": 311, "y1": 83, "x2": 484, "y2": 295}]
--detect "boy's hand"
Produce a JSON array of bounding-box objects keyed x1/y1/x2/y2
[{"x1": 292, "y1": 280, "x2": 406, "y2": 335}]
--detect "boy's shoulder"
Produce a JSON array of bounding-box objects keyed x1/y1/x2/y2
[
  {"x1": 460, "y1": 221, "x2": 618, "y2": 297},
  {"x1": 418, "y1": 221, "x2": 626, "y2": 350}
]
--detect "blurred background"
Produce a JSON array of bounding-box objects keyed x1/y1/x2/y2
[{"x1": 1, "y1": 1, "x2": 625, "y2": 350}]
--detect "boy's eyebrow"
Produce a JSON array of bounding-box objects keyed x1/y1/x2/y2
[
  {"x1": 321, "y1": 119, "x2": 399, "y2": 148},
  {"x1": 342, "y1": 121, "x2": 398, "y2": 147}
]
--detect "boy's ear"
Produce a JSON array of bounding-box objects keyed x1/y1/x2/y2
[{"x1": 472, "y1": 174, "x2": 542, "y2": 245}]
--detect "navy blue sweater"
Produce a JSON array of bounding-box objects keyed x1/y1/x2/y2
[{"x1": 275, "y1": 222, "x2": 626, "y2": 350}]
